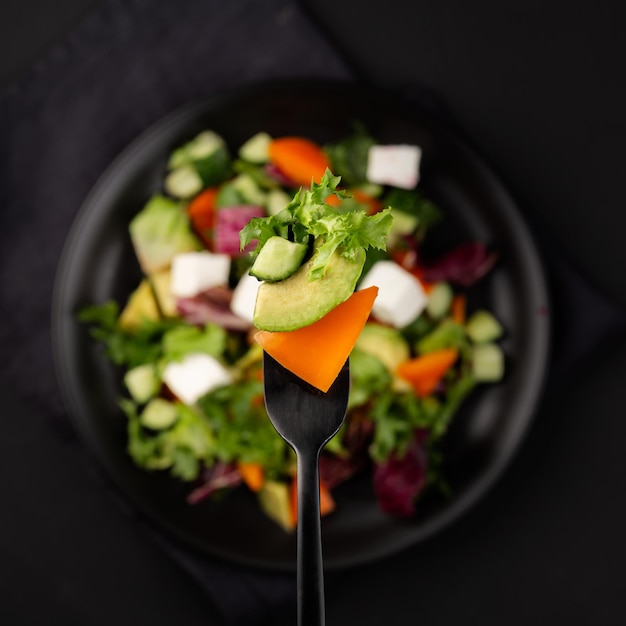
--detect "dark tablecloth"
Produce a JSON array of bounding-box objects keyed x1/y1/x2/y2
[
  {"x1": 0, "y1": 1, "x2": 354, "y2": 623},
  {"x1": 3, "y1": 1, "x2": 626, "y2": 625}
]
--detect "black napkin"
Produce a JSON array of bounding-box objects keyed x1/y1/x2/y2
[{"x1": 0, "y1": 0, "x2": 353, "y2": 624}]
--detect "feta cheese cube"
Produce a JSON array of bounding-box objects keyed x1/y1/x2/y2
[
  {"x1": 162, "y1": 353, "x2": 232, "y2": 405},
  {"x1": 359, "y1": 261, "x2": 428, "y2": 327},
  {"x1": 170, "y1": 251, "x2": 230, "y2": 298},
  {"x1": 366, "y1": 144, "x2": 422, "y2": 189},
  {"x1": 231, "y1": 271, "x2": 262, "y2": 324}
]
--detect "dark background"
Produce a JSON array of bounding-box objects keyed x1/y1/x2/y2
[{"x1": 2, "y1": 1, "x2": 626, "y2": 625}]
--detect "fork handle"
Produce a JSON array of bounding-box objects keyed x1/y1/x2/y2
[{"x1": 296, "y1": 449, "x2": 325, "y2": 626}]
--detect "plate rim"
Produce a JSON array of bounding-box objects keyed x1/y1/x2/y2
[{"x1": 51, "y1": 77, "x2": 551, "y2": 571}]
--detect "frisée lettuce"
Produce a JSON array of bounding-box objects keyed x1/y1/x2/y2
[{"x1": 240, "y1": 170, "x2": 393, "y2": 281}]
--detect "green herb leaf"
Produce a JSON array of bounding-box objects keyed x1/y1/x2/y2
[
  {"x1": 383, "y1": 188, "x2": 441, "y2": 240},
  {"x1": 162, "y1": 323, "x2": 227, "y2": 362},
  {"x1": 197, "y1": 380, "x2": 289, "y2": 476},
  {"x1": 240, "y1": 169, "x2": 393, "y2": 280},
  {"x1": 78, "y1": 301, "x2": 180, "y2": 368},
  {"x1": 324, "y1": 124, "x2": 376, "y2": 186}
]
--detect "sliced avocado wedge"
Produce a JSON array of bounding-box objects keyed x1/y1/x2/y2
[
  {"x1": 253, "y1": 246, "x2": 366, "y2": 332},
  {"x1": 355, "y1": 323, "x2": 410, "y2": 372}
]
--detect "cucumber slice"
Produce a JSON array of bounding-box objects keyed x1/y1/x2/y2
[
  {"x1": 231, "y1": 173, "x2": 267, "y2": 206},
  {"x1": 387, "y1": 208, "x2": 420, "y2": 246},
  {"x1": 164, "y1": 164, "x2": 203, "y2": 199},
  {"x1": 471, "y1": 343, "x2": 505, "y2": 382},
  {"x1": 356, "y1": 182, "x2": 383, "y2": 197},
  {"x1": 192, "y1": 145, "x2": 232, "y2": 187},
  {"x1": 139, "y1": 398, "x2": 178, "y2": 430},
  {"x1": 426, "y1": 282, "x2": 453, "y2": 319},
  {"x1": 250, "y1": 236, "x2": 308, "y2": 282},
  {"x1": 266, "y1": 188, "x2": 292, "y2": 216},
  {"x1": 124, "y1": 364, "x2": 159, "y2": 404},
  {"x1": 466, "y1": 310, "x2": 503, "y2": 343},
  {"x1": 168, "y1": 130, "x2": 224, "y2": 168},
  {"x1": 239, "y1": 132, "x2": 272, "y2": 163}
]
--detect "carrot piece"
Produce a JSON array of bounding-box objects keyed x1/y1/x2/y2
[
  {"x1": 389, "y1": 250, "x2": 435, "y2": 292},
  {"x1": 325, "y1": 193, "x2": 342, "y2": 207},
  {"x1": 268, "y1": 137, "x2": 331, "y2": 187},
  {"x1": 187, "y1": 187, "x2": 218, "y2": 247},
  {"x1": 255, "y1": 286, "x2": 378, "y2": 392},
  {"x1": 418, "y1": 278, "x2": 436, "y2": 294},
  {"x1": 451, "y1": 294, "x2": 466, "y2": 324},
  {"x1": 325, "y1": 190, "x2": 382, "y2": 215},
  {"x1": 352, "y1": 189, "x2": 383, "y2": 215},
  {"x1": 237, "y1": 462, "x2": 265, "y2": 492},
  {"x1": 289, "y1": 475, "x2": 336, "y2": 525},
  {"x1": 396, "y1": 348, "x2": 459, "y2": 397}
]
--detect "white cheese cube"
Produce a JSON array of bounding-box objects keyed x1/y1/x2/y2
[
  {"x1": 231, "y1": 271, "x2": 262, "y2": 324},
  {"x1": 366, "y1": 144, "x2": 422, "y2": 189},
  {"x1": 359, "y1": 261, "x2": 428, "y2": 327},
  {"x1": 170, "y1": 251, "x2": 230, "y2": 298},
  {"x1": 162, "y1": 353, "x2": 232, "y2": 405}
]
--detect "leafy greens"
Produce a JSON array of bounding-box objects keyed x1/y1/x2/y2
[{"x1": 239, "y1": 169, "x2": 393, "y2": 280}]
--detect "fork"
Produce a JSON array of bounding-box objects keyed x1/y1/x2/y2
[{"x1": 262, "y1": 352, "x2": 350, "y2": 626}]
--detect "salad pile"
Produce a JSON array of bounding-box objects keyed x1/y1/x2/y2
[{"x1": 80, "y1": 125, "x2": 505, "y2": 530}]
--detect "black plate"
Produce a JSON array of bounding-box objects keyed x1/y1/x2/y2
[{"x1": 52, "y1": 79, "x2": 550, "y2": 571}]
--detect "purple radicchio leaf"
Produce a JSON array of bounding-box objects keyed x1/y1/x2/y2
[
  {"x1": 186, "y1": 461, "x2": 242, "y2": 505},
  {"x1": 319, "y1": 415, "x2": 374, "y2": 489},
  {"x1": 264, "y1": 163, "x2": 299, "y2": 188},
  {"x1": 373, "y1": 434, "x2": 428, "y2": 518},
  {"x1": 176, "y1": 285, "x2": 251, "y2": 331},
  {"x1": 214, "y1": 205, "x2": 265, "y2": 256},
  {"x1": 319, "y1": 454, "x2": 366, "y2": 489},
  {"x1": 422, "y1": 241, "x2": 498, "y2": 287}
]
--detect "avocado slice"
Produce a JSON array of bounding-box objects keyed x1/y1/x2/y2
[
  {"x1": 118, "y1": 278, "x2": 161, "y2": 331},
  {"x1": 355, "y1": 323, "x2": 411, "y2": 373},
  {"x1": 257, "y1": 480, "x2": 295, "y2": 532},
  {"x1": 253, "y1": 246, "x2": 366, "y2": 332}
]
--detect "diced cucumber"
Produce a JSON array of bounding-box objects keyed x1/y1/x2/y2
[
  {"x1": 387, "y1": 208, "x2": 420, "y2": 246},
  {"x1": 250, "y1": 236, "x2": 308, "y2": 282},
  {"x1": 124, "y1": 364, "x2": 160, "y2": 404},
  {"x1": 233, "y1": 159, "x2": 278, "y2": 190},
  {"x1": 168, "y1": 131, "x2": 232, "y2": 189},
  {"x1": 466, "y1": 310, "x2": 503, "y2": 343},
  {"x1": 266, "y1": 188, "x2": 292, "y2": 216},
  {"x1": 471, "y1": 343, "x2": 505, "y2": 382},
  {"x1": 164, "y1": 164, "x2": 203, "y2": 199},
  {"x1": 426, "y1": 282, "x2": 453, "y2": 319},
  {"x1": 168, "y1": 131, "x2": 225, "y2": 168},
  {"x1": 139, "y1": 398, "x2": 178, "y2": 430},
  {"x1": 186, "y1": 131, "x2": 224, "y2": 159},
  {"x1": 239, "y1": 132, "x2": 272, "y2": 163},
  {"x1": 192, "y1": 145, "x2": 232, "y2": 187},
  {"x1": 356, "y1": 182, "x2": 383, "y2": 198},
  {"x1": 231, "y1": 173, "x2": 267, "y2": 206}
]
